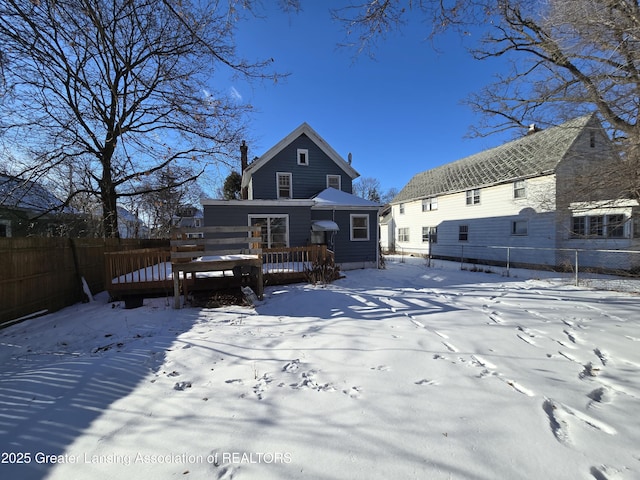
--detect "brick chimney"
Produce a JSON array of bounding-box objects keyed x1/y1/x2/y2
[
  {"x1": 240, "y1": 140, "x2": 249, "y2": 200},
  {"x1": 240, "y1": 140, "x2": 248, "y2": 173}
]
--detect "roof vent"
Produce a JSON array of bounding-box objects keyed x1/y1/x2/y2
[{"x1": 527, "y1": 124, "x2": 541, "y2": 135}]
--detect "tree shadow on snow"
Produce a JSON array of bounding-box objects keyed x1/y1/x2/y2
[{"x1": 0, "y1": 295, "x2": 200, "y2": 480}]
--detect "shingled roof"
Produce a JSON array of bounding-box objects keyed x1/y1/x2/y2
[
  {"x1": 392, "y1": 114, "x2": 598, "y2": 204},
  {"x1": 0, "y1": 173, "x2": 70, "y2": 214}
]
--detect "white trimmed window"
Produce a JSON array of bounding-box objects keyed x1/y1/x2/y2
[
  {"x1": 422, "y1": 226, "x2": 437, "y2": 243},
  {"x1": 297, "y1": 149, "x2": 309, "y2": 166},
  {"x1": 399, "y1": 203, "x2": 405, "y2": 214},
  {"x1": 249, "y1": 215, "x2": 289, "y2": 248},
  {"x1": 422, "y1": 197, "x2": 438, "y2": 212},
  {"x1": 350, "y1": 214, "x2": 369, "y2": 241},
  {"x1": 277, "y1": 172, "x2": 292, "y2": 199},
  {"x1": 571, "y1": 214, "x2": 628, "y2": 238},
  {"x1": 327, "y1": 175, "x2": 341, "y2": 190},
  {"x1": 398, "y1": 227, "x2": 409, "y2": 242},
  {"x1": 466, "y1": 189, "x2": 480, "y2": 205},
  {"x1": 513, "y1": 180, "x2": 526, "y2": 199}
]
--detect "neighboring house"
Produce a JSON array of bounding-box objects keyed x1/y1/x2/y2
[
  {"x1": 0, "y1": 173, "x2": 74, "y2": 237},
  {"x1": 389, "y1": 114, "x2": 640, "y2": 270},
  {"x1": 378, "y1": 204, "x2": 395, "y2": 252},
  {"x1": 117, "y1": 207, "x2": 150, "y2": 239},
  {"x1": 173, "y1": 205, "x2": 204, "y2": 238},
  {"x1": 201, "y1": 123, "x2": 380, "y2": 269}
]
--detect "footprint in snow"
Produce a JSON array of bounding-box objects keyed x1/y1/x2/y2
[
  {"x1": 594, "y1": 348, "x2": 608, "y2": 366},
  {"x1": 371, "y1": 365, "x2": 390, "y2": 371},
  {"x1": 415, "y1": 379, "x2": 438, "y2": 386},
  {"x1": 343, "y1": 386, "x2": 362, "y2": 398},
  {"x1": 282, "y1": 359, "x2": 300, "y2": 372},
  {"x1": 587, "y1": 386, "x2": 613, "y2": 408}
]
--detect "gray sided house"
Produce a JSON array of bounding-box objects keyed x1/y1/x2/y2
[
  {"x1": 202, "y1": 123, "x2": 380, "y2": 269},
  {"x1": 390, "y1": 114, "x2": 640, "y2": 271},
  {"x1": 0, "y1": 173, "x2": 76, "y2": 237}
]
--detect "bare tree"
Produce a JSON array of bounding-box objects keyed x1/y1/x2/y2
[
  {"x1": 353, "y1": 176, "x2": 382, "y2": 202},
  {"x1": 331, "y1": 1, "x2": 640, "y2": 203},
  {"x1": 0, "y1": 0, "x2": 285, "y2": 237},
  {"x1": 136, "y1": 166, "x2": 204, "y2": 238}
]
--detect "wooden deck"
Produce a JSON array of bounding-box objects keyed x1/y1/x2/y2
[{"x1": 105, "y1": 236, "x2": 335, "y2": 305}]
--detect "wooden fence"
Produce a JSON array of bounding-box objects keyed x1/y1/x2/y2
[
  {"x1": 2, "y1": 240, "x2": 334, "y2": 327},
  {"x1": 0, "y1": 237, "x2": 168, "y2": 327}
]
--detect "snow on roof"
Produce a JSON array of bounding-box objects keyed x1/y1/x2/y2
[
  {"x1": 311, "y1": 220, "x2": 340, "y2": 231},
  {"x1": 312, "y1": 187, "x2": 380, "y2": 208},
  {"x1": 0, "y1": 173, "x2": 70, "y2": 214},
  {"x1": 392, "y1": 114, "x2": 600, "y2": 204}
]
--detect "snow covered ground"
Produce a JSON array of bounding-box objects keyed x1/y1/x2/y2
[{"x1": 1, "y1": 257, "x2": 639, "y2": 480}]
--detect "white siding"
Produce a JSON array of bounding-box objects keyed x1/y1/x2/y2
[{"x1": 392, "y1": 175, "x2": 559, "y2": 264}]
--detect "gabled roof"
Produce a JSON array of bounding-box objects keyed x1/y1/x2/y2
[
  {"x1": 0, "y1": 173, "x2": 70, "y2": 214},
  {"x1": 241, "y1": 122, "x2": 360, "y2": 188},
  {"x1": 392, "y1": 114, "x2": 600, "y2": 204}
]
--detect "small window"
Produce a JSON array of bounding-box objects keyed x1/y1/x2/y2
[
  {"x1": 459, "y1": 225, "x2": 469, "y2": 241},
  {"x1": 422, "y1": 226, "x2": 437, "y2": 243},
  {"x1": 607, "y1": 214, "x2": 625, "y2": 238},
  {"x1": 511, "y1": 220, "x2": 528, "y2": 236},
  {"x1": 589, "y1": 131, "x2": 596, "y2": 148},
  {"x1": 398, "y1": 227, "x2": 410, "y2": 242},
  {"x1": 422, "y1": 197, "x2": 438, "y2": 212},
  {"x1": 350, "y1": 214, "x2": 369, "y2": 241},
  {"x1": 194, "y1": 218, "x2": 202, "y2": 228},
  {"x1": 513, "y1": 180, "x2": 526, "y2": 199},
  {"x1": 297, "y1": 149, "x2": 309, "y2": 166},
  {"x1": 589, "y1": 215, "x2": 604, "y2": 237},
  {"x1": 466, "y1": 189, "x2": 480, "y2": 205},
  {"x1": 571, "y1": 216, "x2": 586, "y2": 238},
  {"x1": 0, "y1": 221, "x2": 9, "y2": 237},
  {"x1": 399, "y1": 203, "x2": 405, "y2": 214},
  {"x1": 327, "y1": 175, "x2": 341, "y2": 190},
  {"x1": 277, "y1": 172, "x2": 292, "y2": 199}
]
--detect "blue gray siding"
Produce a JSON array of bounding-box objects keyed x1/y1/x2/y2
[
  {"x1": 203, "y1": 204, "x2": 311, "y2": 247},
  {"x1": 312, "y1": 210, "x2": 378, "y2": 265},
  {"x1": 250, "y1": 134, "x2": 353, "y2": 199}
]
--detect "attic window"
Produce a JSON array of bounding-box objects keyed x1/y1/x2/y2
[
  {"x1": 589, "y1": 131, "x2": 596, "y2": 148},
  {"x1": 297, "y1": 149, "x2": 309, "y2": 166},
  {"x1": 327, "y1": 175, "x2": 341, "y2": 190}
]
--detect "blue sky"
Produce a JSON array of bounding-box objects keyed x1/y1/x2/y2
[{"x1": 221, "y1": 2, "x2": 513, "y2": 195}]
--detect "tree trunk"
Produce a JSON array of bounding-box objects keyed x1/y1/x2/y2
[{"x1": 100, "y1": 143, "x2": 119, "y2": 238}]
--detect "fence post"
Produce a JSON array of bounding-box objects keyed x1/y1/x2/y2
[
  {"x1": 460, "y1": 245, "x2": 464, "y2": 270},
  {"x1": 506, "y1": 247, "x2": 511, "y2": 277},
  {"x1": 574, "y1": 250, "x2": 579, "y2": 287}
]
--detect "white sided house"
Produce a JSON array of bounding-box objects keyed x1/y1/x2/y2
[{"x1": 389, "y1": 114, "x2": 640, "y2": 272}]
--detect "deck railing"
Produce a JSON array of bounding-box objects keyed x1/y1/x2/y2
[
  {"x1": 105, "y1": 244, "x2": 335, "y2": 296},
  {"x1": 105, "y1": 248, "x2": 173, "y2": 294},
  {"x1": 262, "y1": 245, "x2": 334, "y2": 274}
]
